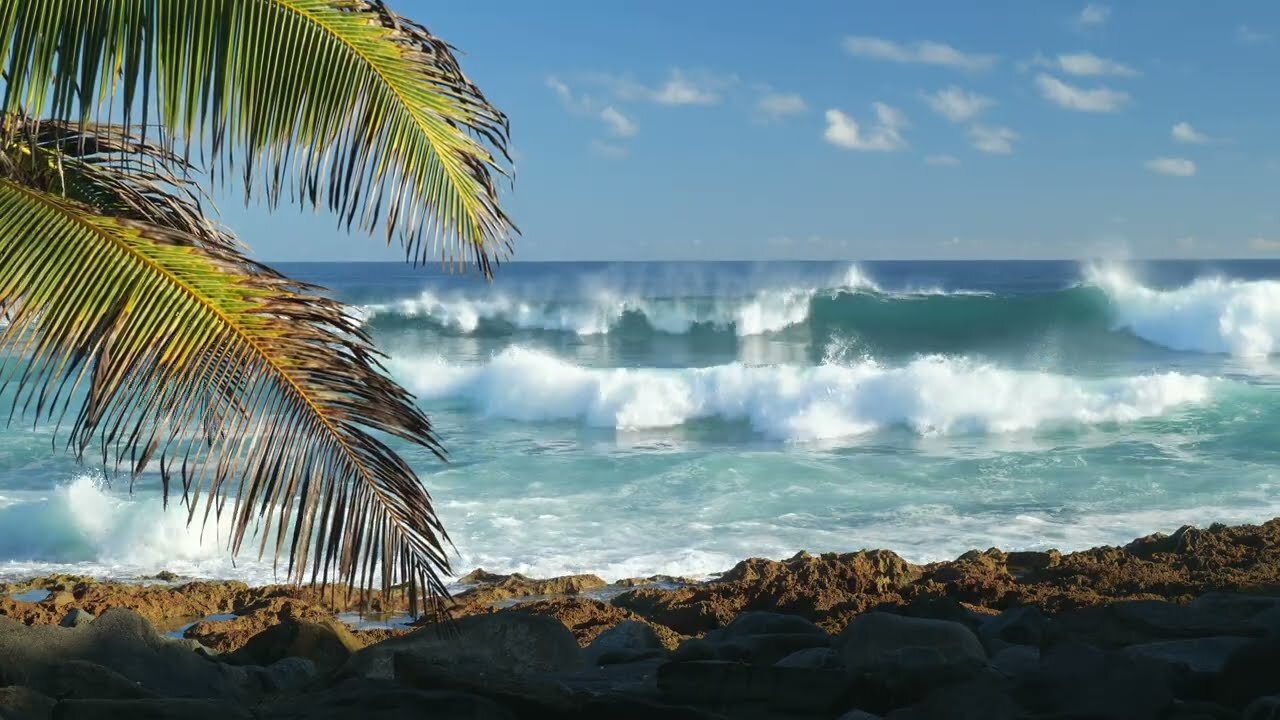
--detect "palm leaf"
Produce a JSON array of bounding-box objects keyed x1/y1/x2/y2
[
  {"x1": 0, "y1": 119, "x2": 452, "y2": 611},
  {"x1": 0, "y1": 0, "x2": 516, "y2": 274}
]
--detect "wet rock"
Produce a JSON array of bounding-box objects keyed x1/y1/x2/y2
[
  {"x1": 450, "y1": 570, "x2": 607, "y2": 609},
  {"x1": 184, "y1": 598, "x2": 338, "y2": 655},
  {"x1": 584, "y1": 620, "x2": 668, "y2": 666},
  {"x1": 51, "y1": 698, "x2": 255, "y2": 720},
  {"x1": 345, "y1": 611, "x2": 582, "y2": 680},
  {"x1": 151, "y1": 572, "x2": 180, "y2": 583},
  {"x1": 0, "y1": 685, "x2": 55, "y2": 720},
  {"x1": 58, "y1": 610, "x2": 94, "y2": 629},
  {"x1": 611, "y1": 575, "x2": 698, "y2": 588},
  {"x1": 656, "y1": 660, "x2": 848, "y2": 715},
  {"x1": 496, "y1": 597, "x2": 681, "y2": 649},
  {"x1": 614, "y1": 550, "x2": 920, "y2": 635}
]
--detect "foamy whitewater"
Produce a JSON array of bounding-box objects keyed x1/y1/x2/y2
[{"x1": 2, "y1": 260, "x2": 1279, "y2": 585}]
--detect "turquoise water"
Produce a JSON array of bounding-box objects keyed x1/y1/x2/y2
[{"x1": 0, "y1": 260, "x2": 1278, "y2": 585}]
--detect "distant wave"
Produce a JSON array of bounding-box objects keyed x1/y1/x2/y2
[
  {"x1": 389, "y1": 346, "x2": 1215, "y2": 441},
  {"x1": 361, "y1": 263, "x2": 1280, "y2": 358}
]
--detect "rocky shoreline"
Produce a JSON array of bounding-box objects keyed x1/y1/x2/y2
[{"x1": 4, "y1": 519, "x2": 1280, "y2": 718}]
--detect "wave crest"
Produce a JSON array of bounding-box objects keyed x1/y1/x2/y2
[{"x1": 391, "y1": 347, "x2": 1214, "y2": 441}]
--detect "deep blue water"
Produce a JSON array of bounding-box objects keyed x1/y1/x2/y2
[{"x1": 1, "y1": 259, "x2": 1278, "y2": 584}]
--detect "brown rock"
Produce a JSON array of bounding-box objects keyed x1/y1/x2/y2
[
  {"x1": 183, "y1": 598, "x2": 338, "y2": 655},
  {"x1": 448, "y1": 570, "x2": 607, "y2": 611}
]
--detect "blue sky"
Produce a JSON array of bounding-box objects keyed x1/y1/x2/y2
[{"x1": 228, "y1": 1, "x2": 1280, "y2": 262}]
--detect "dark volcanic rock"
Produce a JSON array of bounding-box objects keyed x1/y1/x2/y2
[
  {"x1": 227, "y1": 619, "x2": 362, "y2": 673},
  {"x1": 656, "y1": 660, "x2": 848, "y2": 715},
  {"x1": 0, "y1": 685, "x2": 55, "y2": 720},
  {"x1": 344, "y1": 611, "x2": 582, "y2": 680},
  {"x1": 1017, "y1": 640, "x2": 1175, "y2": 720},
  {"x1": 52, "y1": 698, "x2": 255, "y2": 720},
  {"x1": 0, "y1": 609, "x2": 252, "y2": 700}
]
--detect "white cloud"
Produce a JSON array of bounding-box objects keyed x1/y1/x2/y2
[
  {"x1": 925, "y1": 154, "x2": 960, "y2": 166},
  {"x1": 1171, "y1": 121, "x2": 1216, "y2": 144},
  {"x1": 1237, "y1": 25, "x2": 1271, "y2": 45},
  {"x1": 546, "y1": 75, "x2": 592, "y2": 113},
  {"x1": 1146, "y1": 157, "x2": 1196, "y2": 177},
  {"x1": 1035, "y1": 73, "x2": 1130, "y2": 112},
  {"x1": 1050, "y1": 52, "x2": 1139, "y2": 77},
  {"x1": 824, "y1": 103, "x2": 909, "y2": 152},
  {"x1": 969, "y1": 125, "x2": 1018, "y2": 154},
  {"x1": 652, "y1": 70, "x2": 720, "y2": 106},
  {"x1": 843, "y1": 36, "x2": 996, "y2": 71},
  {"x1": 599, "y1": 106, "x2": 637, "y2": 138},
  {"x1": 1078, "y1": 4, "x2": 1110, "y2": 26},
  {"x1": 590, "y1": 140, "x2": 629, "y2": 159},
  {"x1": 1250, "y1": 237, "x2": 1280, "y2": 251},
  {"x1": 588, "y1": 69, "x2": 732, "y2": 107},
  {"x1": 921, "y1": 86, "x2": 993, "y2": 122},
  {"x1": 756, "y1": 92, "x2": 808, "y2": 121}
]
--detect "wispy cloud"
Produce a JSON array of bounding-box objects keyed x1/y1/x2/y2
[
  {"x1": 596, "y1": 69, "x2": 730, "y2": 106},
  {"x1": 1034, "y1": 52, "x2": 1138, "y2": 77},
  {"x1": 1035, "y1": 73, "x2": 1130, "y2": 112},
  {"x1": 843, "y1": 36, "x2": 996, "y2": 71},
  {"x1": 1250, "y1": 237, "x2": 1280, "y2": 252},
  {"x1": 921, "y1": 86, "x2": 993, "y2": 123},
  {"x1": 925, "y1": 154, "x2": 960, "y2": 166},
  {"x1": 1077, "y1": 4, "x2": 1110, "y2": 27},
  {"x1": 755, "y1": 91, "x2": 808, "y2": 122},
  {"x1": 1171, "y1": 121, "x2": 1219, "y2": 145},
  {"x1": 969, "y1": 125, "x2": 1018, "y2": 154},
  {"x1": 824, "y1": 103, "x2": 909, "y2": 152},
  {"x1": 599, "y1": 106, "x2": 637, "y2": 138},
  {"x1": 1237, "y1": 24, "x2": 1272, "y2": 45},
  {"x1": 1146, "y1": 157, "x2": 1196, "y2": 177}
]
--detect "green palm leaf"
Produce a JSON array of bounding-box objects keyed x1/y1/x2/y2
[
  {"x1": 0, "y1": 0, "x2": 516, "y2": 273},
  {"x1": 0, "y1": 120, "x2": 452, "y2": 611}
]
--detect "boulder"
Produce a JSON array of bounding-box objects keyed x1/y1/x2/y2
[
  {"x1": 51, "y1": 698, "x2": 255, "y2": 720},
  {"x1": 344, "y1": 611, "x2": 582, "y2": 680},
  {"x1": 988, "y1": 645, "x2": 1039, "y2": 681},
  {"x1": 837, "y1": 712, "x2": 883, "y2": 720},
  {"x1": 48, "y1": 660, "x2": 157, "y2": 700},
  {"x1": 1017, "y1": 640, "x2": 1174, "y2": 720},
  {"x1": 256, "y1": 676, "x2": 513, "y2": 720},
  {"x1": 1246, "y1": 694, "x2": 1280, "y2": 720},
  {"x1": 838, "y1": 612, "x2": 985, "y2": 679},
  {"x1": 253, "y1": 657, "x2": 317, "y2": 694},
  {"x1": 0, "y1": 610, "x2": 253, "y2": 701},
  {"x1": 0, "y1": 686, "x2": 55, "y2": 720},
  {"x1": 1218, "y1": 639, "x2": 1280, "y2": 708},
  {"x1": 584, "y1": 620, "x2": 668, "y2": 666},
  {"x1": 978, "y1": 606, "x2": 1048, "y2": 651},
  {"x1": 229, "y1": 620, "x2": 362, "y2": 673},
  {"x1": 884, "y1": 673, "x2": 1020, "y2": 720},
  {"x1": 655, "y1": 660, "x2": 848, "y2": 715},
  {"x1": 1125, "y1": 636, "x2": 1254, "y2": 698},
  {"x1": 775, "y1": 647, "x2": 843, "y2": 670}
]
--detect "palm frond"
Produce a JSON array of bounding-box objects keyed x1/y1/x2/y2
[
  {"x1": 0, "y1": 120, "x2": 452, "y2": 612},
  {"x1": 0, "y1": 0, "x2": 516, "y2": 274}
]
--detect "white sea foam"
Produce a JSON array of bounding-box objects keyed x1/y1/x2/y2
[
  {"x1": 390, "y1": 346, "x2": 1214, "y2": 440},
  {"x1": 1089, "y1": 264, "x2": 1280, "y2": 357},
  {"x1": 0, "y1": 474, "x2": 284, "y2": 584}
]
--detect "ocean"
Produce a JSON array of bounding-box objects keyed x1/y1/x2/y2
[{"x1": 1, "y1": 259, "x2": 1278, "y2": 586}]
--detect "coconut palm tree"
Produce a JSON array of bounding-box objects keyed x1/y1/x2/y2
[{"x1": 0, "y1": 0, "x2": 515, "y2": 614}]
